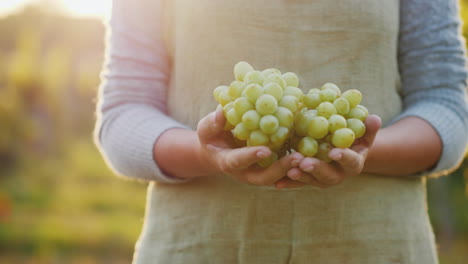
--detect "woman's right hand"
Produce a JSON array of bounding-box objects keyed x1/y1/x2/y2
[{"x1": 197, "y1": 109, "x2": 304, "y2": 187}]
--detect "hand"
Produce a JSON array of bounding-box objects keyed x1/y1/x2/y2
[
  {"x1": 197, "y1": 109, "x2": 304, "y2": 187},
  {"x1": 275, "y1": 115, "x2": 382, "y2": 189}
]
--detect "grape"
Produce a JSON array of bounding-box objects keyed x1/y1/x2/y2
[
  {"x1": 228, "y1": 81, "x2": 245, "y2": 98},
  {"x1": 242, "y1": 110, "x2": 260, "y2": 130},
  {"x1": 319, "y1": 88, "x2": 338, "y2": 102},
  {"x1": 244, "y1": 70, "x2": 264, "y2": 85},
  {"x1": 256, "y1": 94, "x2": 278, "y2": 115},
  {"x1": 331, "y1": 128, "x2": 355, "y2": 148},
  {"x1": 355, "y1": 104, "x2": 369, "y2": 115},
  {"x1": 316, "y1": 142, "x2": 333, "y2": 163},
  {"x1": 274, "y1": 107, "x2": 294, "y2": 128},
  {"x1": 308, "y1": 116, "x2": 329, "y2": 139},
  {"x1": 302, "y1": 93, "x2": 321, "y2": 109},
  {"x1": 321, "y1": 83, "x2": 341, "y2": 96},
  {"x1": 347, "y1": 107, "x2": 367, "y2": 122},
  {"x1": 294, "y1": 110, "x2": 308, "y2": 137},
  {"x1": 328, "y1": 114, "x2": 347, "y2": 133},
  {"x1": 243, "y1": 83, "x2": 263, "y2": 103},
  {"x1": 282, "y1": 72, "x2": 299, "y2": 87},
  {"x1": 248, "y1": 130, "x2": 269, "y2": 146},
  {"x1": 341, "y1": 89, "x2": 362, "y2": 108},
  {"x1": 233, "y1": 97, "x2": 254, "y2": 116},
  {"x1": 316, "y1": 102, "x2": 337, "y2": 119},
  {"x1": 268, "y1": 142, "x2": 283, "y2": 152},
  {"x1": 284, "y1": 86, "x2": 304, "y2": 100},
  {"x1": 298, "y1": 137, "x2": 318, "y2": 157},
  {"x1": 257, "y1": 152, "x2": 279, "y2": 168},
  {"x1": 304, "y1": 109, "x2": 318, "y2": 118},
  {"x1": 263, "y1": 82, "x2": 283, "y2": 100},
  {"x1": 214, "y1": 85, "x2": 228, "y2": 102},
  {"x1": 223, "y1": 102, "x2": 234, "y2": 113},
  {"x1": 259, "y1": 115, "x2": 279, "y2": 134},
  {"x1": 263, "y1": 73, "x2": 287, "y2": 89},
  {"x1": 234, "y1": 61, "x2": 254, "y2": 81},
  {"x1": 270, "y1": 126, "x2": 290, "y2": 145},
  {"x1": 279, "y1": 95, "x2": 299, "y2": 112},
  {"x1": 295, "y1": 109, "x2": 317, "y2": 137},
  {"x1": 232, "y1": 123, "x2": 250, "y2": 140},
  {"x1": 226, "y1": 108, "x2": 242, "y2": 126},
  {"x1": 333, "y1": 97, "x2": 350, "y2": 116},
  {"x1": 218, "y1": 90, "x2": 234, "y2": 106},
  {"x1": 347, "y1": 118, "x2": 366, "y2": 138},
  {"x1": 308, "y1": 88, "x2": 321, "y2": 94},
  {"x1": 262, "y1": 68, "x2": 281, "y2": 77},
  {"x1": 224, "y1": 122, "x2": 235, "y2": 131}
]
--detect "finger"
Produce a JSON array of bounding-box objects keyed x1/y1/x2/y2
[
  {"x1": 299, "y1": 157, "x2": 343, "y2": 185},
  {"x1": 328, "y1": 148, "x2": 363, "y2": 171},
  {"x1": 287, "y1": 168, "x2": 328, "y2": 187},
  {"x1": 287, "y1": 168, "x2": 318, "y2": 184},
  {"x1": 287, "y1": 168, "x2": 304, "y2": 181},
  {"x1": 287, "y1": 168, "x2": 316, "y2": 184},
  {"x1": 275, "y1": 177, "x2": 307, "y2": 189},
  {"x1": 288, "y1": 168, "x2": 331, "y2": 187},
  {"x1": 361, "y1": 115, "x2": 381, "y2": 147},
  {"x1": 245, "y1": 152, "x2": 303, "y2": 185},
  {"x1": 197, "y1": 110, "x2": 226, "y2": 143},
  {"x1": 218, "y1": 146, "x2": 271, "y2": 171}
]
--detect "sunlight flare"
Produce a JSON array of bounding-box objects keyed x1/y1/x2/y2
[{"x1": 62, "y1": 0, "x2": 110, "y2": 18}]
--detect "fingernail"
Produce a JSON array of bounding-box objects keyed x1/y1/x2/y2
[
  {"x1": 331, "y1": 153, "x2": 342, "y2": 160},
  {"x1": 257, "y1": 151, "x2": 269, "y2": 159},
  {"x1": 304, "y1": 166, "x2": 314, "y2": 172}
]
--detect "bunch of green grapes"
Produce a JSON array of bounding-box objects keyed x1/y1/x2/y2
[
  {"x1": 213, "y1": 61, "x2": 302, "y2": 166},
  {"x1": 294, "y1": 83, "x2": 368, "y2": 162},
  {"x1": 213, "y1": 61, "x2": 370, "y2": 166}
]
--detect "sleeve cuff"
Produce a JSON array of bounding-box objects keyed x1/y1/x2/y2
[
  {"x1": 97, "y1": 104, "x2": 192, "y2": 183},
  {"x1": 389, "y1": 101, "x2": 468, "y2": 177}
]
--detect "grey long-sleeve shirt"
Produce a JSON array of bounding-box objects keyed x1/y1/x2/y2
[{"x1": 95, "y1": 0, "x2": 468, "y2": 183}]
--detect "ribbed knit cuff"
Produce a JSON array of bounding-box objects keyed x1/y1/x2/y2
[
  {"x1": 389, "y1": 101, "x2": 467, "y2": 177},
  {"x1": 97, "y1": 104, "x2": 191, "y2": 183}
]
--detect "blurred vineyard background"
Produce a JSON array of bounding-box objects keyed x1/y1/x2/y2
[{"x1": 0, "y1": 1, "x2": 467, "y2": 264}]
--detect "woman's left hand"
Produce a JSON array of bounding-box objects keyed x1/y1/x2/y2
[{"x1": 275, "y1": 115, "x2": 382, "y2": 189}]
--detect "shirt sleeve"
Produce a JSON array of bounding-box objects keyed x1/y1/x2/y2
[
  {"x1": 94, "y1": 0, "x2": 190, "y2": 183},
  {"x1": 393, "y1": 0, "x2": 468, "y2": 177}
]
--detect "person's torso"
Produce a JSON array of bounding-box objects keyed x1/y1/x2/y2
[{"x1": 133, "y1": 1, "x2": 438, "y2": 263}]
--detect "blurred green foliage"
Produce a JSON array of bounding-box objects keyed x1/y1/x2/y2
[
  {"x1": 0, "y1": 2, "x2": 467, "y2": 264},
  {"x1": 0, "y1": 6, "x2": 147, "y2": 263}
]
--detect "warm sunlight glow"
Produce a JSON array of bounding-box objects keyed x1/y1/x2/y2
[
  {"x1": 62, "y1": 0, "x2": 110, "y2": 19},
  {"x1": 0, "y1": 0, "x2": 33, "y2": 17},
  {"x1": 0, "y1": 0, "x2": 111, "y2": 19}
]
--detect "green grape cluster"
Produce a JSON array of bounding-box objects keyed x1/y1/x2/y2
[
  {"x1": 293, "y1": 83, "x2": 368, "y2": 162},
  {"x1": 213, "y1": 61, "x2": 369, "y2": 167}
]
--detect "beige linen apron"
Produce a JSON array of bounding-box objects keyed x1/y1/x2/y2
[{"x1": 134, "y1": 0, "x2": 438, "y2": 263}]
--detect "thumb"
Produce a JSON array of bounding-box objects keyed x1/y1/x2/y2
[
  {"x1": 351, "y1": 115, "x2": 381, "y2": 156},
  {"x1": 362, "y1": 115, "x2": 381, "y2": 147},
  {"x1": 197, "y1": 109, "x2": 226, "y2": 144},
  {"x1": 217, "y1": 146, "x2": 271, "y2": 171}
]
